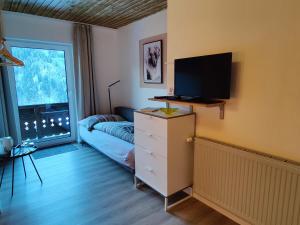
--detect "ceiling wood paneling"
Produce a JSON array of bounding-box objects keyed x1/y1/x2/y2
[{"x1": 1, "y1": 0, "x2": 167, "y2": 28}]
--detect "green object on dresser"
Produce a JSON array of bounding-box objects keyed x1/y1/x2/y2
[{"x1": 159, "y1": 108, "x2": 178, "y2": 115}]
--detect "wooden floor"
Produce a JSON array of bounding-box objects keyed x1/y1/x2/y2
[{"x1": 0, "y1": 144, "x2": 237, "y2": 225}]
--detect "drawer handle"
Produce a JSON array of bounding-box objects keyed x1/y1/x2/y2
[
  {"x1": 147, "y1": 133, "x2": 153, "y2": 137},
  {"x1": 145, "y1": 167, "x2": 153, "y2": 173}
]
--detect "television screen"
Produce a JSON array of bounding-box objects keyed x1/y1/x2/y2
[{"x1": 174, "y1": 52, "x2": 232, "y2": 99}]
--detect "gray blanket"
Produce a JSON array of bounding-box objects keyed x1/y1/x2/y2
[{"x1": 93, "y1": 121, "x2": 134, "y2": 144}]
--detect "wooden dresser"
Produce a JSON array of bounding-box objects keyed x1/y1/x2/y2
[{"x1": 134, "y1": 110, "x2": 195, "y2": 209}]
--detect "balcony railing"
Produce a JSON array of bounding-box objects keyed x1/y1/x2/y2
[{"x1": 18, "y1": 103, "x2": 71, "y2": 141}]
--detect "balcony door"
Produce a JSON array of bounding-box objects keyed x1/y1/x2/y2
[{"x1": 6, "y1": 40, "x2": 76, "y2": 148}]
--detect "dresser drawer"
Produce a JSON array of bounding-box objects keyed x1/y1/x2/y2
[
  {"x1": 134, "y1": 129, "x2": 167, "y2": 157},
  {"x1": 134, "y1": 112, "x2": 167, "y2": 138},
  {"x1": 135, "y1": 147, "x2": 167, "y2": 196}
]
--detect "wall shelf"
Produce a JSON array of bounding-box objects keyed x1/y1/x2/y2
[{"x1": 148, "y1": 98, "x2": 226, "y2": 119}]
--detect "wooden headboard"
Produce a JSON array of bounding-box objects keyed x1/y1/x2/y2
[{"x1": 114, "y1": 106, "x2": 135, "y2": 122}]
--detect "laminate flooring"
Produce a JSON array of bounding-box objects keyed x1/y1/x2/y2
[{"x1": 0, "y1": 144, "x2": 237, "y2": 225}]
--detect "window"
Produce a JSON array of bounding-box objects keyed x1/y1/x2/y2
[{"x1": 7, "y1": 40, "x2": 76, "y2": 148}]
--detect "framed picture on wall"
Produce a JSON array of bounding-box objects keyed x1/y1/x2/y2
[{"x1": 143, "y1": 40, "x2": 163, "y2": 84}]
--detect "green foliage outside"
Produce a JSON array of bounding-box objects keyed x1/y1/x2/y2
[{"x1": 12, "y1": 47, "x2": 68, "y2": 106}]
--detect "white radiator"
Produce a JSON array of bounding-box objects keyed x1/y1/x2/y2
[{"x1": 193, "y1": 137, "x2": 300, "y2": 225}]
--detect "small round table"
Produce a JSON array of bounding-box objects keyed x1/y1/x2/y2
[{"x1": 0, "y1": 145, "x2": 43, "y2": 197}]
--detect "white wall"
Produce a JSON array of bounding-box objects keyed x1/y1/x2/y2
[
  {"x1": 92, "y1": 26, "x2": 119, "y2": 113},
  {"x1": 116, "y1": 10, "x2": 167, "y2": 110},
  {"x1": 0, "y1": 10, "x2": 167, "y2": 113},
  {"x1": 1, "y1": 11, "x2": 119, "y2": 114},
  {"x1": 1, "y1": 11, "x2": 73, "y2": 43}
]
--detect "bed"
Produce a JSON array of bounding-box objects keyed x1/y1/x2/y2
[{"x1": 78, "y1": 107, "x2": 135, "y2": 173}]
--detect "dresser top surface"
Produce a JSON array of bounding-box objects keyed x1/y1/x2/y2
[{"x1": 135, "y1": 110, "x2": 195, "y2": 119}]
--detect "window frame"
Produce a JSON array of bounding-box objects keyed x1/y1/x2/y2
[{"x1": 5, "y1": 38, "x2": 77, "y2": 148}]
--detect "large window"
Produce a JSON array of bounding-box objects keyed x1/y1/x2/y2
[
  {"x1": 7, "y1": 40, "x2": 76, "y2": 147},
  {"x1": 12, "y1": 48, "x2": 68, "y2": 106}
]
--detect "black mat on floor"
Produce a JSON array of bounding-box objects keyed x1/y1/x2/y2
[{"x1": 33, "y1": 144, "x2": 79, "y2": 159}]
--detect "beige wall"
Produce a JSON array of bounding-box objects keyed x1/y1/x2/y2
[{"x1": 167, "y1": 0, "x2": 300, "y2": 162}]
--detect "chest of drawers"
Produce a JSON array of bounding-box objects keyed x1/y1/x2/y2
[{"x1": 134, "y1": 111, "x2": 195, "y2": 197}]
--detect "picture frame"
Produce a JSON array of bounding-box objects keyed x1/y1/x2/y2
[{"x1": 143, "y1": 40, "x2": 163, "y2": 84}]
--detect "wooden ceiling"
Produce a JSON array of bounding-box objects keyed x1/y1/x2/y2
[{"x1": 0, "y1": 0, "x2": 167, "y2": 29}]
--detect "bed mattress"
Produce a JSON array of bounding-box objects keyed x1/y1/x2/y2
[{"x1": 79, "y1": 125, "x2": 135, "y2": 169}]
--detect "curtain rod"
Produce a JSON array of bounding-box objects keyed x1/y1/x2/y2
[
  {"x1": 0, "y1": 9, "x2": 114, "y2": 30},
  {"x1": 73, "y1": 21, "x2": 96, "y2": 27},
  {"x1": 72, "y1": 21, "x2": 115, "y2": 30}
]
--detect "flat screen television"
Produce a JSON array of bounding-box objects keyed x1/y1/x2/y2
[{"x1": 174, "y1": 52, "x2": 232, "y2": 100}]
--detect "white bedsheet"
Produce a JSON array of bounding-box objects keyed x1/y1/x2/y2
[{"x1": 79, "y1": 125, "x2": 135, "y2": 169}]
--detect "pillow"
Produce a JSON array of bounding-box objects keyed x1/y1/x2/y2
[{"x1": 78, "y1": 114, "x2": 125, "y2": 131}]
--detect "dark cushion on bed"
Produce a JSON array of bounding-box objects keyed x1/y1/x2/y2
[{"x1": 114, "y1": 107, "x2": 135, "y2": 122}]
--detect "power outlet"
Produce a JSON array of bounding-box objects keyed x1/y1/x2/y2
[{"x1": 168, "y1": 87, "x2": 174, "y2": 95}]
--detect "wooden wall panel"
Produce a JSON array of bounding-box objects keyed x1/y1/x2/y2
[{"x1": 1, "y1": 0, "x2": 167, "y2": 28}]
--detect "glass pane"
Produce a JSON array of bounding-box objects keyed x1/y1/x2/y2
[{"x1": 11, "y1": 47, "x2": 71, "y2": 142}]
